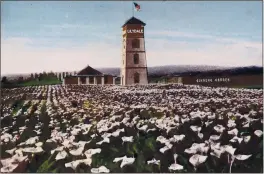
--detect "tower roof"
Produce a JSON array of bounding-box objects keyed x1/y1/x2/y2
[
  {"x1": 77, "y1": 65, "x2": 103, "y2": 75},
  {"x1": 122, "y1": 17, "x2": 146, "y2": 27}
]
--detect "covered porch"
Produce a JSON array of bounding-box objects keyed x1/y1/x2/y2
[{"x1": 63, "y1": 75, "x2": 117, "y2": 85}]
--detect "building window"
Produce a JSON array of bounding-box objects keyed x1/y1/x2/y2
[
  {"x1": 134, "y1": 72, "x2": 140, "y2": 83},
  {"x1": 89, "y1": 77, "x2": 94, "y2": 84},
  {"x1": 132, "y1": 39, "x2": 140, "y2": 48},
  {"x1": 133, "y1": 54, "x2": 139, "y2": 64}
]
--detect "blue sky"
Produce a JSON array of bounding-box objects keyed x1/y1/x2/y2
[{"x1": 1, "y1": 1, "x2": 262, "y2": 74}]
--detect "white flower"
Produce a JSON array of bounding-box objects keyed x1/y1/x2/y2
[
  {"x1": 35, "y1": 142, "x2": 43, "y2": 147},
  {"x1": 1, "y1": 164, "x2": 18, "y2": 173},
  {"x1": 84, "y1": 148, "x2": 101, "y2": 158},
  {"x1": 214, "y1": 125, "x2": 225, "y2": 133},
  {"x1": 223, "y1": 145, "x2": 236, "y2": 155},
  {"x1": 198, "y1": 133, "x2": 204, "y2": 139},
  {"x1": 51, "y1": 146, "x2": 64, "y2": 155},
  {"x1": 91, "y1": 166, "x2": 110, "y2": 173},
  {"x1": 25, "y1": 136, "x2": 39, "y2": 145},
  {"x1": 6, "y1": 148, "x2": 17, "y2": 155},
  {"x1": 228, "y1": 128, "x2": 238, "y2": 136},
  {"x1": 254, "y1": 130, "x2": 263, "y2": 137},
  {"x1": 96, "y1": 137, "x2": 110, "y2": 145},
  {"x1": 147, "y1": 128, "x2": 156, "y2": 133},
  {"x1": 210, "y1": 142, "x2": 221, "y2": 149},
  {"x1": 227, "y1": 120, "x2": 236, "y2": 128},
  {"x1": 190, "y1": 126, "x2": 201, "y2": 133},
  {"x1": 230, "y1": 136, "x2": 243, "y2": 144},
  {"x1": 147, "y1": 158, "x2": 160, "y2": 165},
  {"x1": 22, "y1": 147, "x2": 44, "y2": 154},
  {"x1": 168, "y1": 163, "x2": 184, "y2": 171},
  {"x1": 209, "y1": 135, "x2": 221, "y2": 141},
  {"x1": 113, "y1": 157, "x2": 125, "y2": 163},
  {"x1": 243, "y1": 136, "x2": 251, "y2": 143},
  {"x1": 81, "y1": 158, "x2": 92, "y2": 166},
  {"x1": 242, "y1": 122, "x2": 250, "y2": 128},
  {"x1": 55, "y1": 150, "x2": 68, "y2": 161},
  {"x1": 156, "y1": 136, "x2": 169, "y2": 144},
  {"x1": 235, "y1": 154, "x2": 252, "y2": 161},
  {"x1": 160, "y1": 145, "x2": 171, "y2": 154},
  {"x1": 14, "y1": 149, "x2": 23, "y2": 157},
  {"x1": 122, "y1": 136, "x2": 134, "y2": 143},
  {"x1": 111, "y1": 130, "x2": 121, "y2": 137},
  {"x1": 184, "y1": 148, "x2": 197, "y2": 154},
  {"x1": 170, "y1": 135, "x2": 185, "y2": 143},
  {"x1": 210, "y1": 147, "x2": 224, "y2": 158},
  {"x1": 72, "y1": 140, "x2": 90, "y2": 148},
  {"x1": 205, "y1": 121, "x2": 213, "y2": 127},
  {"x1": 120, "y1": 156, "x2": 135, "y2": 168},
  {"x1": 138, "y1": 125, "x2": 148, "y2": 132},
  {"x1": 65, "y1": 160, "x2": 82, "y2": 170},
  {"x1": 208, "y1": 113, "x2": 216, "y2": 120},
  {"x1": 189, "y1": 154, "x2": 207, "y2": 167}
]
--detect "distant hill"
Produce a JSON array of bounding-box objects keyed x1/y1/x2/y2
[
  {"x1": 98, "y1": 65, "x2": 263, "y2": 77},
  {"x1": 180, "y1": 66, "x2": 263, "y2": 77},
  {"x1": 97, "y1": 65, "x2": 230, "y2": 76},
  {"x1": 2, "y1": 65, "x2": 262, "y2": 80}
]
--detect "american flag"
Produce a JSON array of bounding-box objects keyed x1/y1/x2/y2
[{"x1": 133, "y1": 2, "x2": 140, "y2": 11}]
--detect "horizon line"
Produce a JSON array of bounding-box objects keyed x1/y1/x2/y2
[{"x1": 2, "y1": 64, "x2": 263, "y2": 76}]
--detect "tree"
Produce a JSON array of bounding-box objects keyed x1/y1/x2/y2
[
  {"x1": 35, "y1": 73, "x2": 39, "y2": 79},
  {"x1": 38, "y1": 73, "x2": 43, "y2": 81},
  {"x1": 1, "y1": 76, "x2": 8, "y2": 83},
  {"x1": 43, "y1": 71, "x2": 47, "y2": 77},
  {"x1": 58, "y1": 73, "x2": 62, "y2": 81},
  {"x1": 17, "y1": 76, "x2": 24, "y2": 83}
]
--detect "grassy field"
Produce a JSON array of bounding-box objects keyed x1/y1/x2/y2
[
  {"x1": 1, "y1": 77, "x2": 62, "y2": 88},
  {"x1": 21, "y1": 78, "x2": 61, "y2": 86}
]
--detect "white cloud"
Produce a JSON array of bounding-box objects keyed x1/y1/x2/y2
[
  {"x1": 1, "y1": 37, "x2": 121, "y2": 74},
  {"x1": 1, "y1": 30, "x2": 262, "y2": 75}
]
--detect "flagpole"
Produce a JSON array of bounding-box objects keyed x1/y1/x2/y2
[{"x1": 132, "y1": 1, "x2": 134, "y2": 17}]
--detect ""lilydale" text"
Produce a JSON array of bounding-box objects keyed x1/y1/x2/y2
[{"x1": 126, "y1": 29, "x2": 143, "y2": 34}]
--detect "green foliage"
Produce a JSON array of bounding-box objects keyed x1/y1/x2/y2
[
  {"x1": 12, "y1": 100, "x2": 24, "y2": 116},
  {"x1": 1, "y1": 76, "x2": 61, "y2": 88},
  {"x1": 37, "y1": 154, "x2": 56, "y2": 173},
  {"x1": 21, "y1": 76, "x2": 61, "y2": 86}
]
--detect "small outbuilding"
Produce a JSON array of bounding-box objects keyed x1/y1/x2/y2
[{"x1": 63, "y1": 65, "x2": 117, "y2": 85}]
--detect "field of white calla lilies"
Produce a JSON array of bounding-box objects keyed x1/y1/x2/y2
[{"x1": 1, "y1": 84, "x2": 263, "y2": 173}]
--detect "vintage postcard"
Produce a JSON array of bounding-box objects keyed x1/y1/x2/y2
[{"x1": 1, "y1": 1, "x2": 263, "y2": 173}]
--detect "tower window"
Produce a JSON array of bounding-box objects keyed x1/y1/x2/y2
[
  {"x1": 134, "y1": 72, "x2": 140, "y2": 83},
  {"x1": 133, "y1": 54, "x2": 139, "y2": 64},
  {"x1": 132, "y1": 39, "x2": 140, "y2": 48}
]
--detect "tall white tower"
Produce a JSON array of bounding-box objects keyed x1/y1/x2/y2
[{"x1": 121, "y1": 17, "x2": 148, "y2": 86}]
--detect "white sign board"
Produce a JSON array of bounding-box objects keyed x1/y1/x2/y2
[{"x1": 126, "y1": 29, "x2": 143, "y2": 34}]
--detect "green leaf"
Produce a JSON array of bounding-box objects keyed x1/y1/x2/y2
[
  {"x1": 132, "y1": 143, "x2": 138, "y2": 154},
  {"x1": 145, "y1": 137, "x2": 155, "y2": 151},
  {"x1": 37, "y1": 154, "x2": 56, "y2": 173}
]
